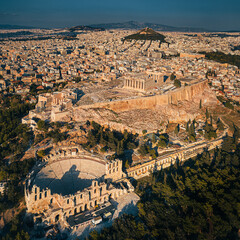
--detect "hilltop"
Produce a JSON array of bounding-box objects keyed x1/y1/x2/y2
[
  {"x1": 123, "y1": 27, "x2": 166, "y2": 42},
  {"x1": 90, "y1": 21, "x2": 209, "y2": 32},
  {"x1": 68, "y1": 25, "x2": 105, "y2": 32}
]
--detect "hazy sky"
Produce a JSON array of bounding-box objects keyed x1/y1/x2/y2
[{"x1": 1, "y1": 0, "x2": 240, "y2": 30}]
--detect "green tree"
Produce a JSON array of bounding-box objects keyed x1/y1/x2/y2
[
  {"x1": 217, "y1": 118, "x2": 224, "y2": 131},
  {"x1": 174, "y1": 79, "x2": 181, "y2": 88},
  {"x1": 205, "y1": 108, "x2": 209, "y2": 119},
  {"x1": 37, "y1": 120, "x2": 48, "y2": 131}
]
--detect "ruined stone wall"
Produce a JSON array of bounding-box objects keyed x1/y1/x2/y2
[
  {"x1": 73, "y1": 80, "x2": 208, "y2": 114},
  {"x1": 26, "y1": 180, "x2": 128, "y2": 224},
  {"x1": 105, "y1": 159, "x2": 123, "y2": 181},
  {"x1": 25, "y1": 148, "x2": 128, "y2": 224},
  {"x1": 127, "y1": 137, "x2": 223, "y2": 179}
]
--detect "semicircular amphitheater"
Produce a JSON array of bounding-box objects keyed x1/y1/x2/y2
[
  {"x1": 25, "y1": 147, "x2": 133, "y2": 226},
  {"x1": 34, "y1": 157, "x2": 106, "y2": 196}
]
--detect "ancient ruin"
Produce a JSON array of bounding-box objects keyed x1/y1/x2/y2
[
  {"x1": 123, "y1": 70, "x2": 170, "y2": 92},
  {"x1": 22, "y1": 88, "x2": 79, "y2": 127},
  {"x1": 25, "y1": 147, "x2": 133, "y2": 228}
]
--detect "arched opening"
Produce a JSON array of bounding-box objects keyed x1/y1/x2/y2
[
  {"x1": 100, "y1": 187, "x2": 102, "y2": 196},
  {"x1": 55, "y1": 214, "x2": 59, "y2": 222},
  {"x1": 89, "y1": 191, "x2": 91, "y2": 200},
  {"x1": 95, "y1": 200, "x2": 97, "y2": 206},
  {"x1": 50, "y1": 198, "x2": 53, "y2": 204},
  {"x1": 84, "y1": 204, "x2": 88, "y2": 211},
  {"x1": 74, "y1": 208, "x2": 77, "y2": 215},
  {"x1": 90, "y1": 202, "x2": 93, "y2": 208}
]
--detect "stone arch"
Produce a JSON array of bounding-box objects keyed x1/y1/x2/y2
[
  {"x1": 74, "y1": 208, "x2": 77, "y2": 215},
  {"x1": 84, "y1": 204, "x2": 88, "y2": 211}
]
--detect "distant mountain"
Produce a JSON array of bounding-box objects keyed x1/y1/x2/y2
[
  {"x1": 0, "y1": 24, "x2": 37, "y2": 30},
  {"x1": 124, "y1": 28, "x2": 166, "y2": 42},
  {"x1": 68, "y1": 25, "x2": 105, "y2": 32},
  {"x1": 89, "y1": 21, "x2": 209, "y2": 32}
]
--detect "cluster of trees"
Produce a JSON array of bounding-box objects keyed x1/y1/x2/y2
[
  {"x1": 88, "y1": 132, "x2": 240, "y2": 240},
  {"x1": 0, "y1": 95, "x2": 34, "y2": 160},
  {"x1": 217, "y1": 96, "x2": 236, "y2": 110},
  {"x1": 35, "y1": 120, "x2": 68, "y2": 144},
  {"x1": 29, "y1": 82, "x2": 68, "y2": 96},
  {"x1": 204, "y1": 121, "x2": 217, "y2": 140},
  {"x1": 203, "y1": 110, "x2": 219, "y2": 140},
  {"x1": 0, "y1": 158, "x2": 35, "y2": 212},
  {"x1": 138, "y1": 144, "x2": 157, "y2": 159},
  {"x1": 0, "y1": 95, "x2": 36, "y2": 214},
  {"x1": 186, "y1": 119, "x2": 197, "y2": 142},
  {"x1": 157, "y1": 133, "x2": 169, "y2": 148},
  {"x1": 84, "y1": 121, "x2": 138, "y2": 156},
  {"x1": 0, "y1": 210, "x2": 30, "y2": 240},
  {"x1": 202, "y1": 51, "x2": 240, "y2": 68},
  {"x1": 138, "y1": 133, "x2": 169, "y2": 159},
  {"x1": 224, "y1": 100, "x2": 234, "y2": 110}
]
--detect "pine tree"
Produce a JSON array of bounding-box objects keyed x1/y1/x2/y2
[
  {"x1": 186, "y1": 122, "x2": 189, "y2": 132},
  {"x1": 205, "y1": 108, "x2": 209, "y2": 119}
]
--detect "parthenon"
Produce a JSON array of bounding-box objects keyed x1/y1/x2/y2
[{"x1": 123, "y1": 71, "x2": 170, "y2": 92}]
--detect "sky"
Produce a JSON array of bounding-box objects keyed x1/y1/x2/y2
[{"x1": 0, "y1": 0, "x2": 240, "y2": 30}]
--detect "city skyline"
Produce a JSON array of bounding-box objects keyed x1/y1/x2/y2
[{"x1": 1, "y1": 0, "x2": 240, "y2": 31}]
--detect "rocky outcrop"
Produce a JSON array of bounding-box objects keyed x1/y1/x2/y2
[
  {"x1": 71, "y1": 80, "x2": 218, "y2": 132},
  {"x1": 74, "y1": 80, "x2": 213, "y2": 113}
]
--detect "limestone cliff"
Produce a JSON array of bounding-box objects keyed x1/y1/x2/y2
[{"x1": 71, "y1": 80, "x2": 218, "y2": 132}]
